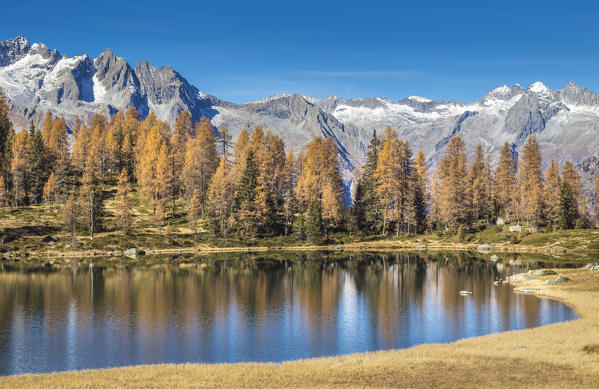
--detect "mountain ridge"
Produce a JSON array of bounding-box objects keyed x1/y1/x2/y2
[{"x1": 1, "y1": 35, "x2": 598, "y2": 194}]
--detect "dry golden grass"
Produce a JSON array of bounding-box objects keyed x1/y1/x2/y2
[{"x1": 1, "y1": 268, "x2": 598, "y2": 388}]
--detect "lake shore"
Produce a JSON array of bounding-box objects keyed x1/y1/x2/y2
[
  {"x1": 1, "y1": 267, "x2": 598, "y2": 388},
  {"x1": 2, "y1": 229, "x2": 599, "y2": 262}
]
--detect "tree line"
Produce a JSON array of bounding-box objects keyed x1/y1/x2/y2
[{"x1": 0, "y1": 90, "x2": 597, "y2": 245}]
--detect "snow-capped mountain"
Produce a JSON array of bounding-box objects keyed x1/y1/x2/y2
[{"x1": 1, "y1": 35, "x2": 598, "y2": 194}]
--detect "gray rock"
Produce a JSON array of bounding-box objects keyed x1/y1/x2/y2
[
  {"x1": 585, "y1": 263, "x2": 599, "y2": 272},
  {"x1": 477, "y1": 244, "x2": 493, "y2": 253},
  {"x1": 507, "y1": 273, "x2": 533, "y2": 282},
  {"x1": 545, "y1": 275, "x2": 570, "y2": 285},
  {"x1": 124, "y1": 248, "x2": 145, "y2": 259},
  {"x1": 509, "y1": 225, "x2": 523, "y2": 233}
]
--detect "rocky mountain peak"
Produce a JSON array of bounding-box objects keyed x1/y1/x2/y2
[
  {"x1": 559, "y1": 81, "x2": 599, "y2": 106},
  {"x1": 0, "y1": 35, "x2": 31, "y2": 66},
  {"x1": 480, "y1": 84, "x2": 524, "y2": 102}
]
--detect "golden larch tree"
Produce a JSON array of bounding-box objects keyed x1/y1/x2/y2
[
  {"x1": 543, "y1": 158, "x2": 561, "y2": 226},
  {"x1": 438, "y1": 136, "x2": 469, "y2": 230},
  {"x1": 208, "y1": 157, "x2": 234, "y2": 237},
  {"x1": 518, "y1": 135, "x2": 544, "y2": 226}
]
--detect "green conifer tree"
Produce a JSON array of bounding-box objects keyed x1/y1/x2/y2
[{"x1": 305, "y1": 199, "x2": 323, "y2": 243}]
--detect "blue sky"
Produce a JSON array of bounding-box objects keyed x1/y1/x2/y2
[{"x1": 2, "y1": 0, "x2": 598, "y2": 103}]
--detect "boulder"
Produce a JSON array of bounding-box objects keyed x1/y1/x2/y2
[
  {"x1": 496, "y1": 218, "x2": 505, "y2": 225},
  {"x1": 507, "y1": 273, "x2": 533, "y2": 282},
  {"x1": 546, "y1": 275, "x2": 570, "y2": 285},
  {"x1": 532, "y1": 269, "x2": 557, "y2": 276},
  {"x1": 585, "y1": 263, "x2": 599, "y2": 272},
  {"x1": 477, "y1": 244, "x2": 493, "y2": 253},
  {"x1": 490, "y1": 255, "x2": 500, "y2": 262},
  {"x1": 124, "y1": 248, "x2": 145, "y2": 259},
  {"x1": 509, "y1": 225, "x2": 522, "y2": 233}
]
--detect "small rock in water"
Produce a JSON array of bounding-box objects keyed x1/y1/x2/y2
[
  {"x1": 532, "y1": 269, "x2": 556, "y2": 276},
  {"x1": 493, "y1": 280, "x2": 502, "y2": 286},
  {"x1": 490, "y1": 255, "x2": 500, "y2": 262},
  {"x1": 459, "y1": 290, "x2": 473, "y2": 296}
]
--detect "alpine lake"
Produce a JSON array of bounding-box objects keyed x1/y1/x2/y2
[{"x1": 0, "y1": 250, "x2": 583, "y2": 375}]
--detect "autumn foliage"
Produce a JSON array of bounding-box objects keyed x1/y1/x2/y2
[{"x1": 0, "y1": 91, "x2": 596, "y2": 243}]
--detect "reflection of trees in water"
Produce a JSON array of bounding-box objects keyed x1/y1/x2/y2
[{"x1": 0, "y1": 252, "x2": 571, "y2": 372}]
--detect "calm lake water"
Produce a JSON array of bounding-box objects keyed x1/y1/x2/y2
[{"x1": 0, "y1": 252, "x2": 577, "y2": 375}]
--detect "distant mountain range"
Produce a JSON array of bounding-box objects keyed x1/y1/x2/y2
[{"x1": 1, "y1": 35, "x2": 598, "y2": 194}]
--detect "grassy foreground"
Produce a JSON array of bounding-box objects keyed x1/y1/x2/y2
[{"x1": 2, "y1": 268, "x2": 599, "y2": 388}]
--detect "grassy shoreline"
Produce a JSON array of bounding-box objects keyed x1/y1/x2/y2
[
  {"x1": 1, "y1": 229, "x2": 598, "y2": 261},
  {"x1": 1, "y1": 267, "x2": 599, "y2": 388}
]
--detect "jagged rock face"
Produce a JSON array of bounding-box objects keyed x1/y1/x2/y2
[
  {"x1": 94, "y1": 49, "x2": 145, "y2": 114},
  {"x1": 1, "y1": 35, "x2": 598, "y2": 195},
  {"x1": 0, "y1": 36, "x2": 30, "y2": 66},
  {"x1": 559, "y1": 81, "x2": 599, "y2": 106}
]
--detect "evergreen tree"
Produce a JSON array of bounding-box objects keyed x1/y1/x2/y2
[
  {"x1": 27, "y1": 125, "x2": 46, "y2": 204},
  {"x1": 409, "y1": 153, "x2": 428, "y2": 234},
  {"x1": 544, "y1": 158, "x2": 561, "y2": 227},
  {"x1": 305, "y1": 199, "x2": 323, "y2": 243},
  {"x1": 114, "y1": 168, "x2": 133, "y2": 235},
  {"x1": 559, "y1": 181, "x2": 578, "y2": 229},
  {"x1": 395, "y1": 140, "x2": 414, "y2": 235},
  {"x1": 353, "y1": 130, "x2": 382, "y2": 234},
  {"x1": 237, "y1": 150, "x2": 259, "y2": 237},
  {"x1": 281, "y1": 150, "x2": 298, "y2": 236},
  {"x1": 0, "y1": 176, "x2": 7, "y2": 207}
]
